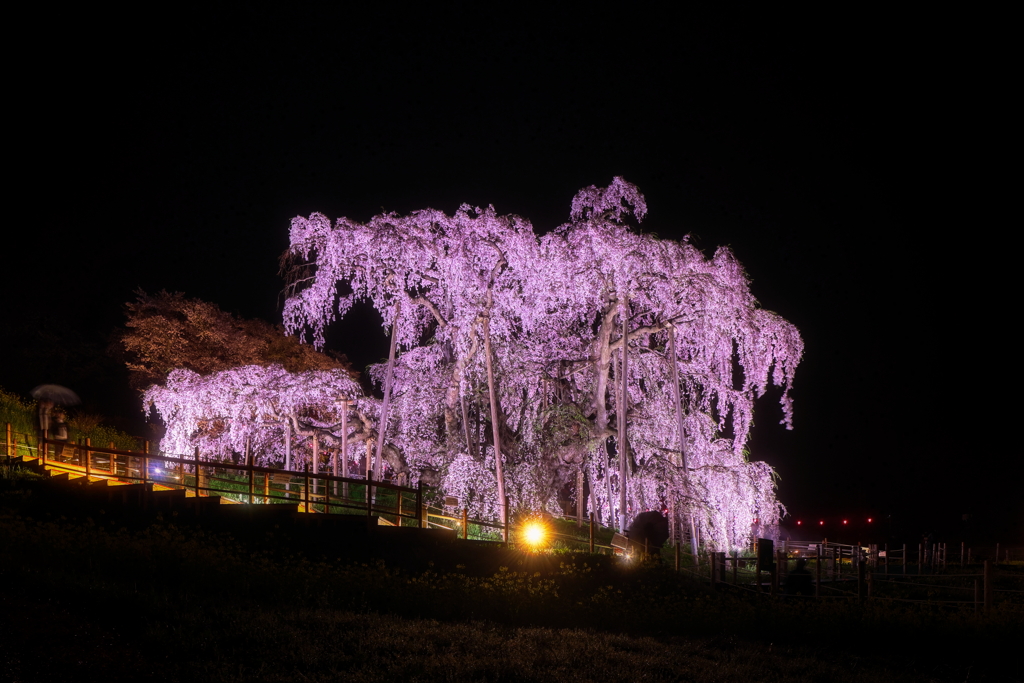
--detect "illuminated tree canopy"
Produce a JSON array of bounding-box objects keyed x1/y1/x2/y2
[{"x1": 272, "y1": 178, "x2": 804, "y2": 549}]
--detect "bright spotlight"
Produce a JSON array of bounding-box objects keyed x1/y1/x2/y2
[{"x1": 522, "y1": 521, "x2": 547, "y2": 548}]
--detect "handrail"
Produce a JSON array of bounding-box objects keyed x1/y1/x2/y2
[{"x1": 26, "y1": 436, "x2": 510, "y2": 539}]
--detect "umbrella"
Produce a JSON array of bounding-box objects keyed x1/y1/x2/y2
[{"x1": 30, "y1": 384, "x2": 81, "y2": 406}]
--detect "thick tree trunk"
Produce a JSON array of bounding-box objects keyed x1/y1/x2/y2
[
  {"x1": 482, "y1": 312, "x2": 507, "y2": 528},
  {"x1": 374, "y1": 301, "x2": 400, "y2": 481},
  {"x1": 618, "y1": 301, "x2": 629, "y2": 532},
  {"x1": 667, "y1": 323, "x2": 699, "y2": 556}
]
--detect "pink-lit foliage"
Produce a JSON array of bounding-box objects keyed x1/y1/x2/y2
[
  {"x1": 143, "y1": 365, "x2": 409, "y2": 478},
  {"x1": 274, "y1": 178, "x2": 803, "y2": 550}
]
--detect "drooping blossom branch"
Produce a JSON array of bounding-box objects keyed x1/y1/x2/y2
[{"x1": 264, "y1": 178, "x2": 801, "y2": 549}]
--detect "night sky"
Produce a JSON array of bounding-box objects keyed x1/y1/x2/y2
[{"x1": 6, "y1": 8, "x2": 1016, "y2": 542}]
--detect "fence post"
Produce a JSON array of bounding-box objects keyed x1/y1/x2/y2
[
  {"x1": 304, "y1": 464, "x2": 310, "y2": 513},
  {"x1": 983, "y1": 559, "x2": 991, "y2": 612},
  {"x1": 590, "y1": 512, "x2": 595, "y2": 553},
  {"x1": 194, "y1": 446, "x2": 200, "y2": 498},
  {"x1": 84, "y1": 439, "x2": 91, "y2": 481},
  {"x1": 503, "y1": 497, "x2": 510, "y2": 544},
  {"x1": 674, "y1": 536, "x2": 679, "y2": 571},
  {"x1": 5, "y1": 423, "x2": 11, "y2": 460},
  {"x1": 142, "y1": 440, "x2": 148, "y2": 487},
  {"x1": 462, "y1": 507, "x2": 468, "y2": 540},
  {"x1": 264, "y1": 471, "x2": 269, "y2": 504},
  {"x1": 755, "y1": 552, "x2": 762, "y2": 593},
  {"x1": 416, "y1": 481, "x2": 423, "y2": 529},
  {"x1": 248, "y1": 462, "x2": 254, "y2": 505},
  {"x1": 41, "y1": 430, "x2": 47, "y2": 465},
  {"x1": 366, "y1": 474, "x2": 373, "y2": 521},
  {"x1": 733, "y1": 549, "x2": 738, "y2": 584},
  {"x1": 815, "y1": 543, "x2": 821, "y2": 598}
]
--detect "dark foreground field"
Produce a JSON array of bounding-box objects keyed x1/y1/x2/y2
[{"x1": 1, "y1": 480, "x2": 1020, "y2": 682}]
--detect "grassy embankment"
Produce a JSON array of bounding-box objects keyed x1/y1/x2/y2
[
  {"x1": 2, "y1": 474, "x2": 1021, "y2": 683},
  {"x1": 1, "y1": 387, "x2": 139, "y2": 455}
]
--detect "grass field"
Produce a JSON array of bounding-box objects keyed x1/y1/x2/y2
[{"x1": 1, "y1": 478, "x2": 1021, "y2": 683}]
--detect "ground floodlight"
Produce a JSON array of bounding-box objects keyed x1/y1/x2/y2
[{"x1": 522, "y1": 520, "x2": 547, "y2": 548}]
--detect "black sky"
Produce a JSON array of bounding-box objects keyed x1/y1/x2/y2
[{"x1": 5, "y1": 8, "x2": 1017, "y2": 541}]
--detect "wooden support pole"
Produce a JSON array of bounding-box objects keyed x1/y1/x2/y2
[
  {"x1": 983, "y1": 559, "x2": 991, "y2": 612},
  {"x1": 576, "y1": 468, "x2": 584, "y2": 528},
  {"x1": 194, "y1": 447, "x2": 200, "y2": 498},
  {"x1": 733, "y1": 549, "x2": 738, "y2": 585},
  {"x1": 366, "y1": 473, "x2": 373, "y2": 521},
  {"x1": 416, "y1": 481, "x2": 423, "y2": 529},
  {"x1": 815, "y1": 543, "x2": 821, "y2": 598},
  {"x1": 463, "y1": 507, "x2": 468, "y2": 540},
  {"x1": 264, "y1": 471, "x2": 269, "y2": 504},
  {"x1": 503, "y1": 497, "x2": 510, "y2": 543},
  {"x1": 756, "y1": 552, "x2": 762, "y2": 593},
  {"x1": 590, "y1": 512, "x2": 595, "y2": 554},
  {"x1": 674, "y1": 536, "x2": 679, "y2": 571},
  {"x1": 84, "y1": 439, "x2": 91, "y2": 481},
  {"x1": 5, "y1": 423, "x2": 11, "y2": 460},
  {"x1": 304, "y1": 464, "x2": 310, "y2": 513}
]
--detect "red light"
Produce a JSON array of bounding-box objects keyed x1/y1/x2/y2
[
  {"x1": 796, "y1": 520, "x2": 802, "y2": 525},
  {"x1": 867, "y1": 518, "x2": 872, "y2": 523},
  {"x1": 843, "y1": 520, "x2": 848, "y2": 525},
  {"x1": 819, "y1": 520, "x2": 824, "y2": 525}
]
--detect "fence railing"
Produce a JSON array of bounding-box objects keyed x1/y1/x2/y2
[{"x1": 4, "y1": 426, "x2": 509, "y2": 541}]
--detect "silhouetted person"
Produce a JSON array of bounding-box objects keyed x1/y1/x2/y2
[
  {"x1": 784, "y1": 557, "x2": 813, "y2": 597},
  {"x1": 52, "y1": 408, "x2": 68, "y2": 460},
  {"x1": 37, "y1": 398, "x2": 54, "y2": 436}
]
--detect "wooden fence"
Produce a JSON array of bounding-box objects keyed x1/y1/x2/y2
[{"x1": 5, "y1": 425, "x2": 508, "y2": 541}]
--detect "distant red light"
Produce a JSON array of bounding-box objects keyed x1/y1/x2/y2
[
  {"x1": 843, "y1": 520, "x2": 848, "y2": 525},
  {"x1": 867, "y1": 517, "x2": 873, "y2": 523},
  {"x1": 819, "y1": 520, "x2": 824, "y2": 525},
  {"x1": 796, "y1": 520, "x2": 802, "y2": 525}
]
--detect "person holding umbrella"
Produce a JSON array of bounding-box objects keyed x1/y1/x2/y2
[{"x1": 30, "y1": 385, "x2": 80, "y2": 457}]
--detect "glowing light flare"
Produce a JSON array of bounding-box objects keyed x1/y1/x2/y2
[
  {"x1": 843, "y1": 520, "x2": 848, "y2": 525},
  {"x1": 521, "y1": 521, "x2": 547, "y2": 548}
]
